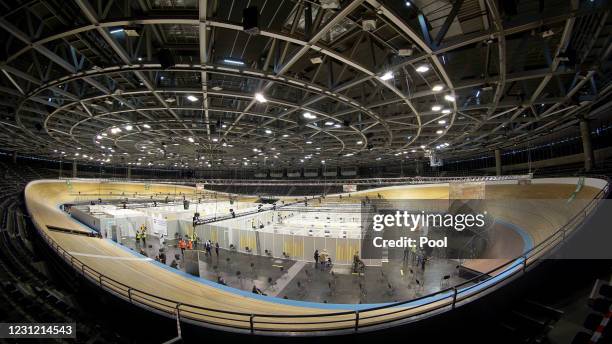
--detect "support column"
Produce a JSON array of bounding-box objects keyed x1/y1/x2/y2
[
  {"x1": 580, "y1": 117, "x2": 594, "y2": 172},
  {"x1": 415, "y1": 159, "x2": 424, "y2": 176},
  {"x1": 127, "y1": 166, "x2": 131, "y2": 179},
  {"x1": 495, "y1": 149, "x2": 502, "y2": 176},
  {"x1": 72, "y1": 160, "x2": 77, "y2": 178}
]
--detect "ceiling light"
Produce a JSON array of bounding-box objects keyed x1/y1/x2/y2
[
  {"x1": 405, "y1": 1, "x2": 412, "y2": 6},
  {"x1": 310, "y1": 56, "x2": 323, "y2": 64},
  {"x1": 254, "y1": 92, "x2": 267, "y2": 103},
  {"x1": 438, "y1": 120, "x2": 447, "y2": 124},
  {"x1": 265, "y1": 129, "x2": 272, "y2": 134},
  {"x1": 303, "y1": 112, "x2": 317, "y2": 119},
  {"x1": 379, "y1": 71, "x2": 394, "y2": 81},
  {"x1": 111, "y1": 127, "x2": 122, "y2": 134},
  {"x1": 223, "y1": 58, "x2": 245, "y2": 66},
  {"x1": 101, "y1": 133, "x2": 108, "y2": 136},
  {"x1": 436, "y1": 129, "x2": 444, "y2": 134},
  {"x1": 431, "y1": 105, "x2": 442, "y2": 111},
  {"x1": 188, "y1": 137, "x2": 194, "y2": 143},
  {"x1": 96, "y1": 135, "x2": 102, "y2": 140},
  {"x1": 187, "y1": 95, "x2": 199, "y2": 102},
  {"x1": 420, "y1": 145, "x2": 426, "y2": 149},
  {"x1": 356, "y1": 140, "x2": 363, "y2": 144},
  {"x1": 124, "y1": 124, "x2": 133, "y2": 131},
  {"x1": 142, "y1": 124, "x2": 151, "y2": 129},
  {"x1": 212, "y1": 138, "x2": 218, "y2": 142},
  {"x1": 415, "y1": 65, "x2": 429, "y2": 73},
  {"x1": 442, "y1": 109, "x2": 451, "y2": 114},
  {"x1": 282, "y1": 134, "x2": 289, "y2": 138},
  {"x1": 334, "y1": 123, "x2": 342, "y2": 128},
  {"x1": 432, "y1": 84, "x2": 444, "y2": 92},
  {"x1": 444, "y1": 94, "x2": 456, "y2": 102},
  {"x1": 306, "y1": 141, "x2": 312, "y2": 144},
  {"x1": 110, "y1": 28, "x2": 124, "y2": 34},
  {"x1": 325, "y1": 121, "x2": 334, "y2": 126}
]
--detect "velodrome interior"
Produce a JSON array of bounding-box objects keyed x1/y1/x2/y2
[{"x1": 0, "y1": 0, "x2": 611, "y2": 343}]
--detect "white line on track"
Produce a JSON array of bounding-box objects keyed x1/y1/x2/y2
[{"x1": 68, "y1": 252, "x2": 153, "y2": 261}]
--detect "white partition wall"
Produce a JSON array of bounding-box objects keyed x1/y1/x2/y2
[{"x1": 195, "y1": 206, "x2": 372, "y2": 265}]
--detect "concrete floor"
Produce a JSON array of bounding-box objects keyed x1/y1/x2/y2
[{"x1": 121, "y1": 235, "x2": 465, "y2": 304}]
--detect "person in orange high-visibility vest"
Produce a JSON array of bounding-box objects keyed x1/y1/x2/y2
[
  {"x1": 187, "y1": 240, "x2": 193, "y2": 250},
  {"x1": 178, "y1": 238, "x2": 186, "y2": 256}
]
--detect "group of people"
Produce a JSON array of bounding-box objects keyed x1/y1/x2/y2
[
  {"x1": 202, "y1": 240, "x2": 220, "y2": 258},
  {"x1": 313, "y1": 249, "x2": 333, "y2": 270},
  {"x1": 135, "y1": 224, "x2": 148, "y2": 246},
  {"x1": 177, "y1": 237, "x2": 220, "y2": 258},
  {"x1": 403, "y1": 246, "x2": 428, "y2": 272}
]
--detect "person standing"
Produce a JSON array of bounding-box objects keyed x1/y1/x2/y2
[
  {"x1": 141, "y1": 226, "x2": 147, "y2": 246},
  {"x1": 314, "y1": 249, "x2": 319, "y2": 268},
  {"x1": 215, "y1": 242, "x2": 219, "y2": 257},
  {"x1": 178, "y1": 238, "x2": 186, "y2": 256}
]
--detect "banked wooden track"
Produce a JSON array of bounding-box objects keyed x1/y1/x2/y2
[{"x1": 24, "y1": 178, "x2": 608, "y2": 335}]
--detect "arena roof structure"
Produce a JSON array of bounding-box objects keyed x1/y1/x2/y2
[{"x1": 0, "y1": 0, "x2": 610, "y2": 169}]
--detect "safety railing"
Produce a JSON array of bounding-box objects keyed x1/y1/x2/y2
[
  {"x1": 31, "y1": 176, "x2": 609, "y2": 336},
  {"x1": 58, "y1": 174, "x2": 532, "y2": 186}
]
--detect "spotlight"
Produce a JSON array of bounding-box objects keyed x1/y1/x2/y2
[
  {"x1": 254, "y1": 92, "x2": 267, "y2": 103},
  {"x1": 379, "y1": 71, "x2": 394, "y2": 81},
  {"x1": 124, "y1": 124, "x2": 133, "y2": 131},
  {"x1": 432, "y1": 84, "x2": 444, "y2": 92},
  {"x1": 431, "y1": 105, "x2": 442, "y2": 111},
  {"x1": 444, "y1": 94, "x2": 456, "y2": 102},
  {"x1": 436, "y1": 129, "x2": 444, "y2": 134},
  {"x1": 187, "y1": 95, "x2": 199, "y2": 102},
  {"x1": 415, "y1": 65, "x2": 430, "y2": 73},
  {"x1": 222, "y1": 58, "x2": 245, "y2": 66},
  {"x1": 310, "y1": 56, "x2": 323, "y2": 64}
]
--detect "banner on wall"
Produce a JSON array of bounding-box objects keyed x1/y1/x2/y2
[
  {"x1": 151, "y1": 217, "x2": 168, "y2": 236},
  {"x1": 343, "y1": 184, "x2": 357, "y2": 193},
  {"x1": 196, "y1": 183, "x2": 206, "y2": 191}
]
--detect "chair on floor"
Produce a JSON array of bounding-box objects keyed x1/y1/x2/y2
[
  {"x1": 267, "y1": 277, "x2": 277, "y2": 291},
  {"x1": 440, "y1": 274, "x2": 451, "y2": 288}
]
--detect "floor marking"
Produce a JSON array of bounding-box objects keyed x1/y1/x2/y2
[
  {"x1": 265, "y1": 261, "x2": 306, "y2": 297},
  {"x1": 68, "y1": 252, "x2": 153, "y2": 261}
]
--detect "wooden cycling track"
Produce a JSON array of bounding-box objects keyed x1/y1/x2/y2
[{"x1": 23, "y1": 178, "x2": 606, "y2": 335}]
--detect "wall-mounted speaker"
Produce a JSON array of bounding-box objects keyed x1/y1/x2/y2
[
  {"x1": 243, "y1": 7, "x2": 259, "y2": 35},
  {"x1": 158, "y1": 49, "x2": 175, "y2": 69}
]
